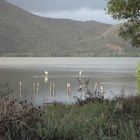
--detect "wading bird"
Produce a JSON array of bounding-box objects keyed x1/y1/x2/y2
[
  {"x1": 79, "y1": 70, "x2": 82, "y2": 76},
  {"x1": 44, "y1": 71, "x2": 48, "y2": 75},
  {"x1": 44, "y1": 70, "x2": 48, "y2": 82}
]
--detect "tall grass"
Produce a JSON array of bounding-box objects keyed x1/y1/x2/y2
[{"x1": 0, "y1": 96, "x2": 140, "y2": 140}]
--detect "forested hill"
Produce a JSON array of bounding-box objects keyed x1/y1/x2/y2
[{"x1": 0, "y1": 0, "x2": 140, "y2": 56}]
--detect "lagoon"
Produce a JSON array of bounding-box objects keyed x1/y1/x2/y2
[{"x1": 0, "y1": 57, "x2": 139, "y2": 104}]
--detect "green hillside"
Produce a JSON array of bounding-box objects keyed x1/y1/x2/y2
[
  {"x1": 0, "y1": 0, "x2": 140, "y2": 57},
  {"x1": 84, "y1": 25, "x2": 140, "y2": 56}
]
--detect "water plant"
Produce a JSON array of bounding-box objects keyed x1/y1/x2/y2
[{"x1": 0, "y1": 96, "x2": 140, "y2": 140}]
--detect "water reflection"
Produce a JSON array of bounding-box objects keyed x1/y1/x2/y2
[
  {"x1": 66, "y1": 83, "x2": 72, "y2": 102},
  {"x1": 36, "y1": 82, "x2": 40, "y2": 95},
  {"x1": 49, "y1": 82, "x2": 56, "y2": 102},
  {"x1": 0, "y1": 57, "x2": 138, "y2": 104},
  {"x1": 44, "y1": 76, "x2": 48, "y2": 83},
  {"x1": 32, "y1": 71, "x2": 48, "y2": 96},
  {"x1": 33, "y1": 83, "x2": 36, "y2": 95},
  {"x1": 32, "y1": 71, "x2": 48, "y2": 83}
]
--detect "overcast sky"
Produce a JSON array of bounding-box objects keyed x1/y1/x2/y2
[{"x1": 7, "y1": 0, "x2": 121, "y2": 24}]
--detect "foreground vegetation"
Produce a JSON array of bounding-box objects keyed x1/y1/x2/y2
[
  {"x1": 0, "y1": 96, "x2": 140, "y2": 140},
  {"x1": 107, "y1": 0, "x2": 140, "y2": 47}
]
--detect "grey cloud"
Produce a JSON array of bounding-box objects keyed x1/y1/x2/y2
[
  {"x1": 7, "y1": 0, "x2": 107, "y2": 12},
  {"x1": 7, "y1": 0, "x2": 121, "y2": 24},
  {"x1": 31, "y1": 8, "x2": 120, "y2": 25}
]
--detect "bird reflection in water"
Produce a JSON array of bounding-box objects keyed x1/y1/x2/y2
[
  {"x1": 36, "y1": 82, "x2": 40, "y2": 95},
  {"x1": 32, "y1": 70, "x2": 48, "y2": 95},
  {"x1": 49, "y1": 82, "x2": 56, "y2": 102},
  {"x1": 32, "y1": 70, "x2": 48, "y2": 83},
  {"x1": 44, "y1": 76, "x2": 48, "y2": 83}
]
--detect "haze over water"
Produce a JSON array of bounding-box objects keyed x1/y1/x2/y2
[{"x1": 0, "y1": 57, "x2": 139, "y2": 104}]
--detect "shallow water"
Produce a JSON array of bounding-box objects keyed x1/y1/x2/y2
[{"x1": 0, "y1": 57, "x2": 139, "y2": 105}]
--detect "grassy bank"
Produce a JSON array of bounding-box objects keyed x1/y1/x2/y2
[{"x1": 0, "y1": 96, "x2": 140, "y2": 140}]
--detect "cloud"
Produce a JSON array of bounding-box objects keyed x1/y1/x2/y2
[
  {"x1": 8, "y1": 0, "x2": 122, "y2": 24},
  {"x1": 7, "y1": 0, "x2": 106, "y2": 12},
  {"x1": 31, "y1": 8, "x2": 121, "y2": 25}
]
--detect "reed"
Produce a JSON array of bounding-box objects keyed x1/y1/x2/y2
[
  {"x1": 49, "y1": 82, "x2": 53, "y2": 96},
  {"x1": 33, "y1": 83, "x2": 36, "y2": 95},
  {"x1": 66, "y1": 83, "x2": 72, "y2": 102},
  {"x1": 0, "y1": 96, "x2": 140, "y2": 140},
  {"x1": 19, "y1": 81, "x2": 22, "y2": 98}
]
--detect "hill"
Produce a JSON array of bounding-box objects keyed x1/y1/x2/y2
[{"x1": 0, "y1": 0, "x2": 140, "y2": 57}]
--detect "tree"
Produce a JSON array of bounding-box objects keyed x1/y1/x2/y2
[{"x1": 107, "y1": 0, "x2": 140, "y2": 47}]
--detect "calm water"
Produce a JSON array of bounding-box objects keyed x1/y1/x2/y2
[{"x1": 0, "y1": 57, "x2": 139, "y2": 105}]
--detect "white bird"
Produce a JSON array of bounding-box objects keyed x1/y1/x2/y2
[
  {"x1": 79, "y1": 70, "x2": 82, "y2": 75},
  {"x1": 44, "y1": 71, "x2": 48, "y2": 75},
  {"x1": 44, "y1": 70, "x2": 48, "y2": 82}
]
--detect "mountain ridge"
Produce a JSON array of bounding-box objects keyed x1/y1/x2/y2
[{"x1": 0, "y1": 0, "x2": 140, "y2": 56}]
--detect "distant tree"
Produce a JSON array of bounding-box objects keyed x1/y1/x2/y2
[{"x1": 107, "y1": 0, "x2": 140, "y2": 47}]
